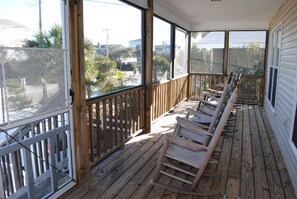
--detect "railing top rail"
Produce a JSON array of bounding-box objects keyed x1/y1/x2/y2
[
  {"x1": 0, "y1": 46, "x2": 67, "y2": 52},
  {"x1": 0, "y1": 108, "x2": 69, "y2": 131},
  {"x1": 189, "y1": 73, "x2": 224, "y2": 76},
  {"x1": 86, "y1": 85, "x2": 145, "y2": 105},
  {"x1": 0, "y1": 124, "x2": 69, "y2": 156},
  {"x1": 189, "y1": 73, "x2": 264, "y2": 78},
  {"x1": 152, "y1": 75, "x2": 189, "y2": 86}
]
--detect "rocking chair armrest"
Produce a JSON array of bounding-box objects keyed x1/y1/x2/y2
[
  {"x1": 186, "y1": 108, "x2": 212, "y2": 119},
  {"x1": 217, "y1": 82, "x2": 225, "y2": 88},
  {"x1": 176, "y1": 117, "x2": 212, "y2": 136},
  {"x1": 206, "y1": 88, "x2": 223, "y2": 95},
  {"x1": 203, "y1": 92, "x2": 221, "y2": 100},
  {"x1": 194, "y1": 98, "x2": 217, "y2": 108},
  {"x1": 165, "y1": 133, "x2": 208, "y2": 151}
]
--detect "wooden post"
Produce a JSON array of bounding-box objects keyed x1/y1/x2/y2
[
  {"x1": 69, "y1": 0, "x2": 90, "y2": 181},
  {"x1": 144, "y1": 0, "x2": 153, "y2": 133},
  {"x1": 261, "y1": 30, "x2": 269, "y2": 105},
  {"x1": 223, "y1": 31, "x2": 229, "y2": 76},
  {"x1": 187, "y1": 31, "x2": 191, "y2": 99}
]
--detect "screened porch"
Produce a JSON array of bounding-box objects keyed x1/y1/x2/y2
[{"x1": 1, "y1": 0, "x2": 297, "y2": 198}]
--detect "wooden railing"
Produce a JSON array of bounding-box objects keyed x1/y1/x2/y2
[
  {"x1": 0, "y1": 112, "x2": 72, "y2": 199},
  {"x1": 189, "y1": 73, "x2": 265, "y2": 104},
  {"x1": 86, "y1": 86, "x2": 145, "y2": 166},
  {"x1": 152, "y1": 75, "x2": 188, "y2": 120}
]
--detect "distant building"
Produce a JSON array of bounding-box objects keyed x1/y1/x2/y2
[
  {"x1": 154, "y1": 41, "x2": 171, "y2": 55},
  {"x1": 0, "y1": 19, "x2": 31, "y2": 47},
  {"x1": 129, "y1": 39, "x2": 141, "y2": 49},
  {"x1": 94, "y1": 42, "x2": 122, "y2": 55}
]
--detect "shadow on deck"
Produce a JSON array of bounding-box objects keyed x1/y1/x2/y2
[{"x1": 60, "y1": 100, "x2": 296, "y2": 199}]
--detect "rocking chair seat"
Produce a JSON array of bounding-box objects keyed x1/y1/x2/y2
[{"x1": 166, "y1": 143, "x2": 206, "y2": 168}]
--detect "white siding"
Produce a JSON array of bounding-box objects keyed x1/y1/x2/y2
[{"x1": 264, "y1": 0, "x2": 297, "y2": 194}]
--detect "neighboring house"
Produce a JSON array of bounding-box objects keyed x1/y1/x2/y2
[
  {"x1": 264, "y1": 0, "x2": 297, "y2": 192},
  {"x1": 129, "y1": 39, "x2": 141, "y2": 49},
  {"x1": 0, "y1": 19, "x2": 31, "y2": 47},
  {"x1": 94, "y1": 43, "x2": 122, "y2": 55},
  {"x1": 154, "y1": 41, "x2": 170, "y2": 55}
]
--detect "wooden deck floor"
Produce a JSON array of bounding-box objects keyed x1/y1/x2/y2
[{"x1": 60, "y1": 101, "x2": 296, "y2": 199}]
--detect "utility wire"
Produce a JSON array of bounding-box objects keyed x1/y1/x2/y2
[{"x1": 0, "y1": 127, "x2": 76, "y2": 183}]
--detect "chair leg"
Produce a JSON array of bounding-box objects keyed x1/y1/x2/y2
[
  {"x1": 191, "y1": 162, "x2": 208, "y2": 191},
  {"x1": 152, "y1": 139, "x2": 169, "y2": 182}
]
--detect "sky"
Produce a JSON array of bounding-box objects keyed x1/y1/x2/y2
[
  {"x1": 0, "y1": 0, "x2": 62, "y2": 35},
  {"x1": 0, "y1": 0, "x2": 170, "y2": 47}
]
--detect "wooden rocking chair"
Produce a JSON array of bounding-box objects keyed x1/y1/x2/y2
[
  {"x1": 150, "y1": 88, "x2": 238, "y2": 196},
  {"x1": 176, "y1": 82, "x2": 234, "y2": 146}
]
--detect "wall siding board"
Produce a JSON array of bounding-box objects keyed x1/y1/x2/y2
[
  {"x1": 265, "y1": 0, "x2": 297, "y2": 195},
  {"x1": 282, "y1": 48, "x2": 297, "y2": 55},
  {"x1": 282, "y1": 33, "x2": 297, "y2": 43},
  {"x1": 282, "y1": 41, "x2": 297, "y2": 49}
]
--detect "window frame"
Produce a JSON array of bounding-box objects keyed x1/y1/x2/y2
[
  {"x1": 190, "y1": 31, "x2": 225, "y2": 74},
  {"x1": 227, "y1": 30, "x2": 267, "y2": 76},
  {"x1": 173, "y1": 26, "x2": 189, "y2": 78},
  {"x1": 83, "y1": 0, "x2": 145, "y2": 99},
  {"x1": 267, "y1": 25, "x2": 282, "y2": 110},
  {"x1": 152, "y1": 15, "x2": 173, "y2": 82}
]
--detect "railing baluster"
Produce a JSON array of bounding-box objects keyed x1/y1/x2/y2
[
  {"x1": 109, "y1": 98, "x2": 113, "y2": 150},
  {"x1": 96, "y1": 102, "x2": 101, "y2": 158},
  {"x1": 48, "y1": 136, "x2": 58, "y2": 193},
  {"x1": 0, "y1": 160, "x2": 4, "y2": 199},
  {"x1": 120, "y1": 96, "x2": 123, "y2": 144},
  {"x1": 103, "y1": 100, "x2": 107, "y2": 153},
  {"x1": 129, "y1": 92, "x2": 133, "y2": 136},
  {"x1": 31, "y1": 125, "x2": 39, "y2": 178},
  {"x1": 4, "y1": 154, "x2": 13, "y2": 195},
  {"x1": 115, "y1": 97, "x2": 118, "y2": 146},
  {"x1": 23, "y1": 147, "x2": 35, "y2": 198},
  {"x1": 125, "y1": 94, "x2": 129, "y2": 139},
  {"x1": 133, "y1": 91, "x2": 137, "y2": 133},
  {"x1": 36, "y1": 123, "x2": 44, "y2": 174},
  {"x1": 88, "y1": 105, "x2": 94, "y2": 162},
  {"x1": 11, "y1": 151, "x2": 21, "y2": 191}
]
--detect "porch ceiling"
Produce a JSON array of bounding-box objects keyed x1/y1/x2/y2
[{"x1": 155, "y1": 0, "x2": 283, "y2": 31}]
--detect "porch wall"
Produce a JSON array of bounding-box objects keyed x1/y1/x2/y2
[{"x1": 264, "y1": 0, "x2": 297, "y2": 194}]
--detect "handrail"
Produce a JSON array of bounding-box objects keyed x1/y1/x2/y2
[
  {"x1": 189, "y1": 73, "x2": 264, "y2": 104},
  {"x1": 86, "y1": 85, "x2": 145, "y2": 104}
]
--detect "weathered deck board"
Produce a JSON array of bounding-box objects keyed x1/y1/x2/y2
[
  {"x1": 60, "y1": 102, "x2": 296, "y2": 199},
  {"x1": 240, "y1": 105, "x2": 255, "y2": 199},
  {"x1": 225, "y1": 105, "x2": 243, "y2": 198},
  {"x1": 259, "y1": 106, "x2": 296, "y2": 199},
  {"x1": 249, "y1": 106, "x2": 270, "y2": 199}
]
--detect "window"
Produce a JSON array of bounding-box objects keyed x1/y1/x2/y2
[
  {"x1": 174, "y1": 27, "x2": 188, "y2": 77},
  {"x1": 228, "y1": 31, "x2": 266, "y2": 75},
  {"x1": 83, "y1": 0, "x2": 143, "y2": 98},
  {"x1": 190, "y1": 32, "x2": 224, "y2": 74},
  {"x1": 153, "y1": 17, "x2": 172, "y2": 82},
  {"x1": 268, "y1": 28, "x2": 281, "y2": 108},
  {"x1": 293, "y1": 104, "x2": 297, "y2": 148}
]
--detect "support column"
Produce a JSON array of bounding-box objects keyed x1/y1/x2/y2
[
  {"x1": 144, "y1": 0, "x2": 153, "y2": 133},
  {"x1": 187, "y1": 31, "x2": 191, "y2": 99},
  {"x1": 223, "y1": 31, "x2": 229, "y2": 76},
  {"x1": 69, "y1": 0, "x2": 90, "y2": 181}
]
